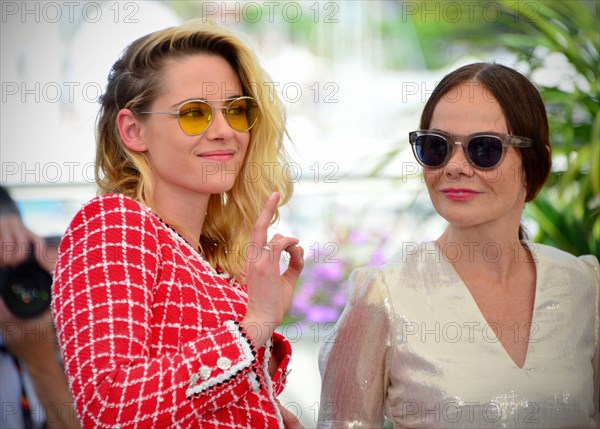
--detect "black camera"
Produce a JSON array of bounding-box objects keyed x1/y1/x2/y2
[{"x1": 0, "y1": 237, "x2": 60, "y2": 319}]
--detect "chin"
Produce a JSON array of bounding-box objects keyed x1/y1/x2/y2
[
  {"x1": 437, "y1": 210, "x2": 482, "y2": 228},
  {"x1": 201, "y1": 182, "x2": 236, "y2": 195}
]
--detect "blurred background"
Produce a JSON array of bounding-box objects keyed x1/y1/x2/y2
[{"x1": 1, "y1": 1, "x2": 598, "y2": 427}]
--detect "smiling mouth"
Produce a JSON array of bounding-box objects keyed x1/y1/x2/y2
[
  {"x1": 198, "y1": 151, "x2": 235, "y2": 162},
  {"x1": 442, "y1": 189, "x2": 479, "y2": 200}
]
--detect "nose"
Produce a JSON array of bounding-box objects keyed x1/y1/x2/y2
[
  {"x1": 444, "y1": 141, "x2": 473, "y2": 178},
  {"x1": 204, "y1": 106, "x2": 234, "y2": 140}
]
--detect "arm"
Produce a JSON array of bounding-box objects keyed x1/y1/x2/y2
[
  {"x1": 268, "y1": 332, "x2": 292, "y2": 394},
  {"x1": 581, "y1": 255, "x2": 600, "y2": 426},
  {"x1": 0, "y1": 185, "x2": 80, "y2": 428},
  {"x1": 317, "y1": 267, "x2": 393, "y2": 429},
  {"x1": 0, "y1": 302, "x2": 80, "y2": 429},
  {"x1": 51, "y1": 196, "x2": 266, "y2": 428},
  {"x1": 238, "y1": 191, "x2": 304, "y2": 427}
]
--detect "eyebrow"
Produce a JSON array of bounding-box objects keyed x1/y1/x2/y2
[
  {"x1": 429, "y1": 128, "x2": 451, "y2": 135},
  {"x1": 429, "y1": 128, "x2": 501, "y2": 136},
  {"x1": 169, "y1": 95, "x2": 244, "y2": 110}
]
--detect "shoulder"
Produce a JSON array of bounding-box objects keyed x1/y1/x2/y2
[
  {"x1": 71, "y1": 193, "x2": 155, "y2": 225},
  {"x1": 375, "y1": 241, "x2": 441, "y2": 282},
  {"x1": 348, "y1": 266, "x2": 380, "y2": 288},
  {"x1": 344, "y1": 266, "x2": 387, "y2": 306},
  {"x1": 79, "y1": 193, "x2": 148, "y2": 215},
  {"x1": 63, "y1": 193, "x2": 160, "y2": 242},
  {"x1": 530, "y1": 242, "x2": 599, "y2": 281},
  {"x1": 347, "y1": 242, "x2": 437, "y2": 289},
  {"x1": 532, "y1": 243, "x2": 599, "y2": 315}
]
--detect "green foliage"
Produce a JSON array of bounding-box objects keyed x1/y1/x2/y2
[
  {"x1": 376, "y1": 0, "x2": 599, "y2": 258},
  {"x1": 165, "y1": 0, "x2": 598, "y2": 257},
  {"x1": 494, "y1": 0, "x2": 599, "y2": 257}
]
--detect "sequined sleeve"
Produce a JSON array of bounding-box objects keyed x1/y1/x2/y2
[
  {"x1": 317, "y1": 267, "x2": 393, "y2": 428},
  {"x1": 581, "y1": 255, "x2": 600, "y2": 427}
]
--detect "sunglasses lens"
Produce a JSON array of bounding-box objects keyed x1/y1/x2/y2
[
  {"x1": 415, "y1": 134, "x2": 448, "y2": 167},
  {"x1": 227, "y1": 98, "x2": 259, "y2": 132},
  {"x1": 178, "y1": 101, "x2": 212, "y2": 135},
  {"x1": 468, "y1": 136, "x2": 503, "y2": 168}
]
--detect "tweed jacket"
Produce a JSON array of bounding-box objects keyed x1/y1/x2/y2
[{"x1": 52, "y1": 193, "x2": 291, "y2": 428}]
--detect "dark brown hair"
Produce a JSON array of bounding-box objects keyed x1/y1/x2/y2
[
  {"x1": 420, "y1": 62, "x2": 551, "y2": 202},
  {"x1": 420, "y1": 62, "x2": 552, "y2": 240}
]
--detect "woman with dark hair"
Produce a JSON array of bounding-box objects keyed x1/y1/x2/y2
[{"x1": 318, "y1": 62, "x2": 599, "y2": 428}]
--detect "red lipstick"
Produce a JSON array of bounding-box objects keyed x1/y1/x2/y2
[{"x1": 442, "y1": 188, "x2": 479, "y2": 201}]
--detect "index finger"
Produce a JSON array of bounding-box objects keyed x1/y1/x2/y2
[{"x1": 249, "y1": 192, "x2": 280, "y2": 246}]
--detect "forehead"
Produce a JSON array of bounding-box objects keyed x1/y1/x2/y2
[
  {"x1": 159, "y1": 54, "x2": 243, "y2": 100},
  {"x1": 431, "y1": 81, "x2": 508, "y2": 134}
]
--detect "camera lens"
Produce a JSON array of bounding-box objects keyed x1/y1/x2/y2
[{"x1": 0, "y1": 247, "x2": 53, "y2": 319}]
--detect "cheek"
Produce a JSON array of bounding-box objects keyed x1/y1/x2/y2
[
  {"x1": 237, "y1": 134, "x2": 251, "y2": 159},
  {"x1": 241, "y1": 136, "x2": 251, "y2": 155},
  {"x1": 423, "y1": 168, "x2": 442, "y2": 190},
  {"x1": 498, "y1": 153, "x2": 527, "y2": 189},
  {"x1": 492, "y1": 165, "x2": 527, "y2": 205}
]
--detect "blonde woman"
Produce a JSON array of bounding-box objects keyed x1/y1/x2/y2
[{"x1": 52, "y1": 20, "x2": 304, "y2": 428}]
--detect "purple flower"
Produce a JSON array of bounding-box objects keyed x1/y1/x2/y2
[
  {"x1": 369, "y1": 248, "x2": 387, "y2": 266},
  {"x1": 332, "y1": 291, "x2": 347, "y2": 307},
  {"x1": 298, "y1": 280, "x2": 318, "y2": 296},
  {"x1": 349, "y1": 229, "x2": 369, "y2": 245},
  {"x1": 311, "y1": 261, "x2": 344, "y2": 282},
  {"x1": 286, "y1": 226, "x2": 389, "y2": 326},
  {"x1": 304, "y1": 305, "x2": 340, "y2": 323}
]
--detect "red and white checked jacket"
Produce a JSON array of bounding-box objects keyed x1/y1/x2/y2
[{"x1": 52, "y1": 193, "x2": 292, "y2": 428}]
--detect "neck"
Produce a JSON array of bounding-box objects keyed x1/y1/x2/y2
[
  {"x1": 150, "y1": 184, "x2": 210, "y2": 248},
  {"x1": 436, "y1": 224, "x2": 532, "y2": 284}
]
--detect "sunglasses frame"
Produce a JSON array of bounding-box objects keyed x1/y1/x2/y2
[
  {"x1": 138, "y1": 96, "x2": 260, "y2": 136},
  {"x1": 409, "y1": 130, "x2": 534, "y2": 170}
]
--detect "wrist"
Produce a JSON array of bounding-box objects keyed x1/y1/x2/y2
[{"x1": 239, "y1": 316, "x2": 278, "y2": 349}]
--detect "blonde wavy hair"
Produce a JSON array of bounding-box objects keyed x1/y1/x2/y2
[{"x1": 95, "y1": 19, "x2": 293, "y2": 281}]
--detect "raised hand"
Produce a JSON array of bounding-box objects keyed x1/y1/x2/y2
[
  {"x1": 0, "y1": 214, "x2": 55, "y2": 273},
  {"x1": 241, "y1": 192, "x2": 304, "y2": 348}
]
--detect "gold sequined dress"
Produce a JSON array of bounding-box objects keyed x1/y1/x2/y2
[{"x1": 318, "y1": 242, "x2": 599, "y2": 428}]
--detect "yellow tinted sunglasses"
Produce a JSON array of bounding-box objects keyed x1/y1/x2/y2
[{"x1": 139, "y1": 96, "x2": 259, "y2": 135}]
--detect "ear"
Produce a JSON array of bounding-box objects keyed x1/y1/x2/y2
[{"x1": 116, "y1": 109, "x2": 147, "y2": 152}]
